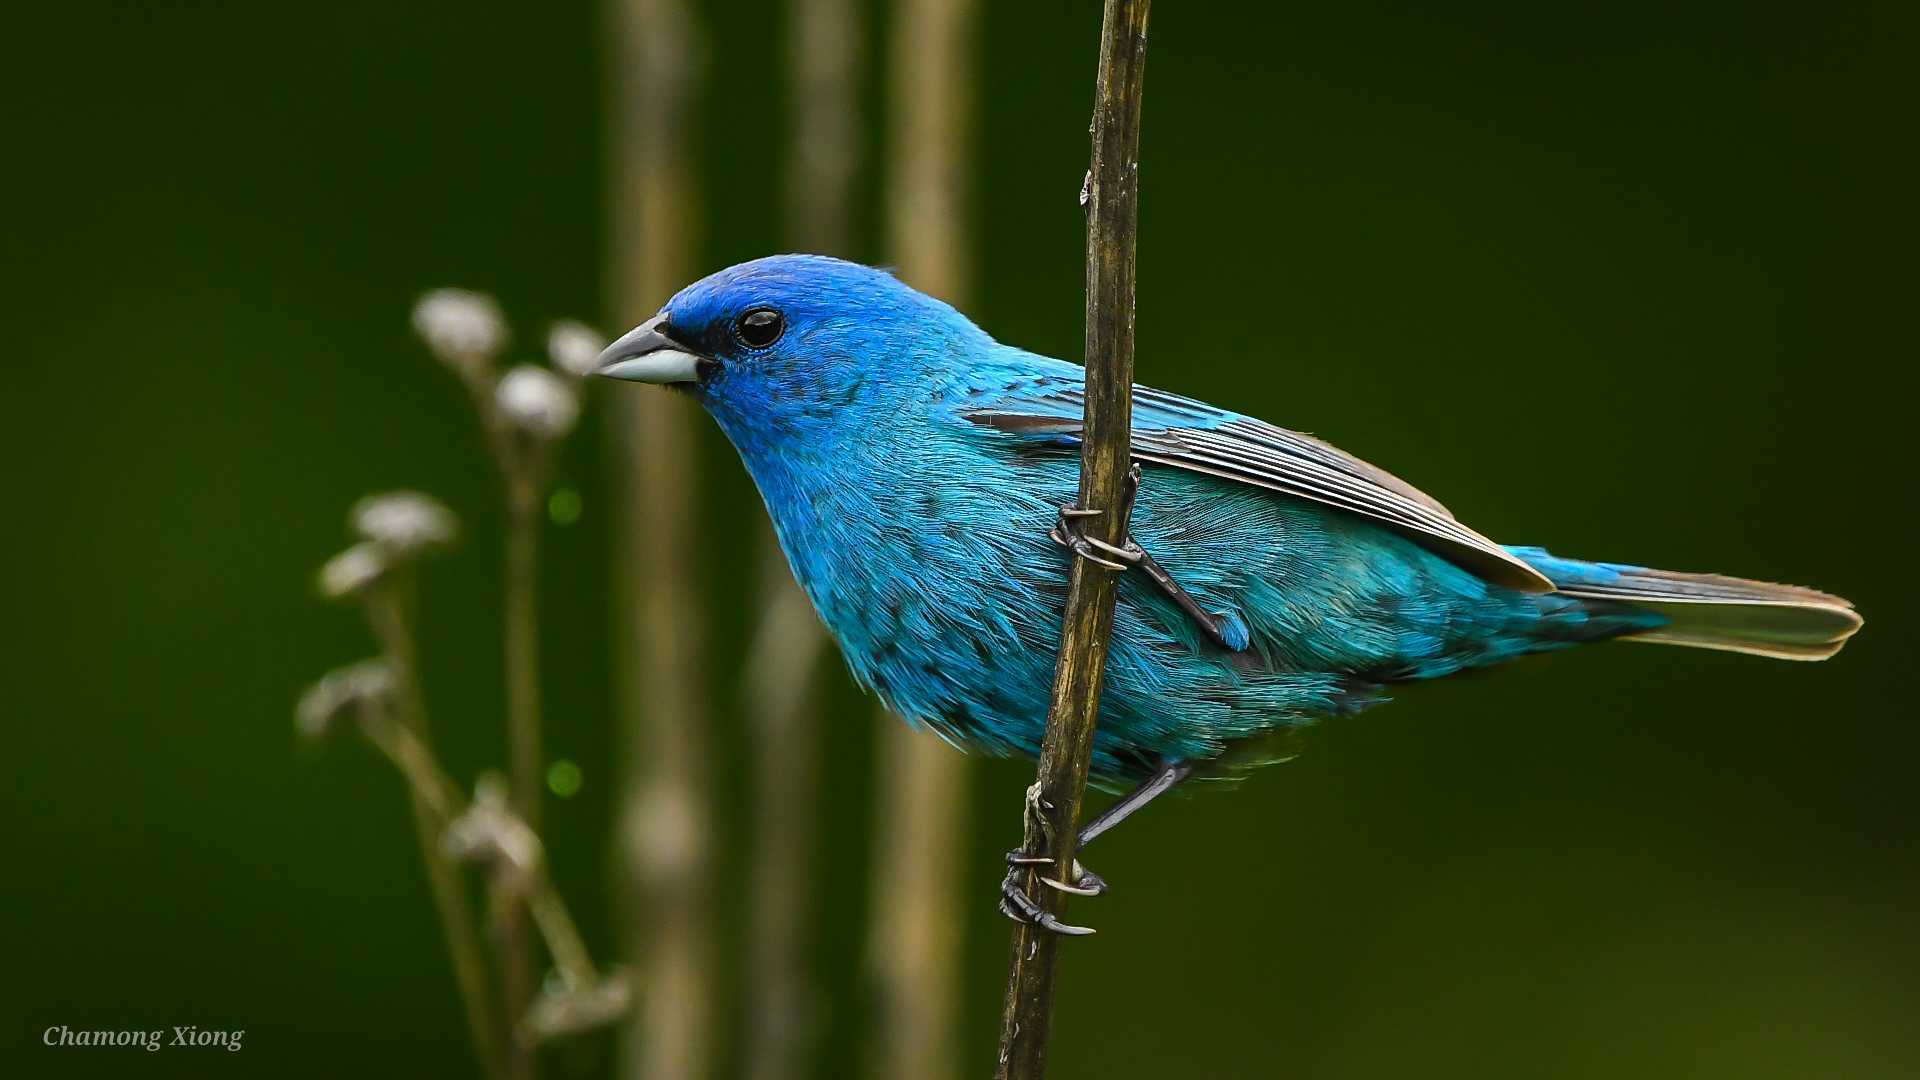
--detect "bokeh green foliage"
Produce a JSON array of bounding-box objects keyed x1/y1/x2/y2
[{"x1": 3, "y1": 1, "x2": 1913, "y2": 1077}]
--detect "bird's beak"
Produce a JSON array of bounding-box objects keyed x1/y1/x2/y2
[{"x1": 594, "y1": 314, "x2": 707, "y2": 384}]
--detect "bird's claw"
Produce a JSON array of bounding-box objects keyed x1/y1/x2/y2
[
  {"x1": 1000, "y1": 877, "x2": 1096, "y2": 936},
  {"x1": 1051, "y1": 505, "x2": 1144, "y2": 572},
  {"x1": 1042, "y1": 861, "x2": 1108, "y2": 897},
  {"x1": 1002, "y1": 850, "x2": 1108, "y2": 896}
]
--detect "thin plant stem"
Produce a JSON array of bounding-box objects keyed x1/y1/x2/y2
[
  {"x1": 440, "y1": 299, "x2": 551, "y2": 1080},
  {"x1": 526, "y1": 872, "x2": 597, "y2": 994},
  {"x1": 366, "y1": 716, "x2": 615, "y2": 1031},
  {"x1": 499, "y1": 466, "x2": 547, "y2": 1080},
  {"x1": 505, "y1": 468, "x2": 546, "y2": 831},
  {"x1": 453, "y1": 326, "x2": 552, "y2": 1080},
  {"x1": 869, "y1": 3, "x2": 977, "y2": 1079},
  {"x1": 607, "y1": 1, "x2": 713, "y2": 1078},
  {"x1": 487, "y1": 875, "x2": 534, "y2": 1080},
  {"x1": 363, "y1": 583, "x2": 508, "y2": 1080},
  {"x1": 362, "y1": 714, "x2": 464, "y2": 818},
  {"x1": 503, "y1": 476, "x2": 549, "y2": 1076},
  {"x1": 995, "y1": 2, "x2": 1150, "y2": 1077},
  {"x1": 447, "y1": 320, "x2": 550, "y2": 832},
  {"x1": 423, "y1": 414, "x2": 549, "y2": 1080}
]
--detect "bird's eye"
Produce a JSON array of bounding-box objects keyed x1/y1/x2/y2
[{"x1": 734, "y1": 308, "x2": 785, "y2": 349}]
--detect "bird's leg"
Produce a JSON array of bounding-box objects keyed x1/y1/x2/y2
[
  {"x1": 1050, "y1": 464, "x2": 1245, "y2": 651},
  {"x1": 999, "y1": 758, "x2": 1194, "y2": 936},
  {"x1": 1075, "y1": 757, "x2": 1196, "y2": 849}
]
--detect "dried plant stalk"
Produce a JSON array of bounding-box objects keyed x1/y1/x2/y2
[
  {"x1": 869, "y1": 3, "x2": 977, "y2": 1080},
  {"x1": 364, "y1": 583, "x2": 506, "y2": 1080},
  {"x1": 607, "y1": 2, "x2": 713, "y2": 1079}
]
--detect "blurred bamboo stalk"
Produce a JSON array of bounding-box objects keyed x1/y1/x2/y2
[
  {"x1": 869, "y1": 2, "x2": 977, "y2": 1080},
  {"x1": 741, "y1": 545, "x2": 828, "y2": 1080},
  {"x1": 788, "y1": 0, "x2": 861, "y2": 257},
  {"x1": 607, "y1": 2, "x2": 714, "y2": 1080},
  {"x1": 740, "y1": 6, "x2": 863, "y2": 1078}
]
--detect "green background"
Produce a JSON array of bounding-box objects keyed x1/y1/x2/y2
[{"x1": 4, "y1": 1, "x2": 1913, "y2": 1076}]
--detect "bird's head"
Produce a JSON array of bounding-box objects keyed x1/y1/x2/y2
[{"x1": 595, "y1": 254, "x2": 987, "y2": 439}]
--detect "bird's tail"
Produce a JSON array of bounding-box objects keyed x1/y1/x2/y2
[{"x1": 1507, "y1": 546, "x2": 1862, "y2": 661}]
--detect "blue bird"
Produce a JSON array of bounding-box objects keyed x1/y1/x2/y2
[{"x1": 596, "y1": 254, "x2": 1861, "y2": 932}]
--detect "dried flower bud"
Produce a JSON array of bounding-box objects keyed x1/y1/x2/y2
[
  {"x1": 296, "y1": 659, "x2": 394, "y2": 740},
  {"x1": 351, "y1": 490, "x2": 459, "y2": 556},
  {"x1": 413, "y1": 288, "x2": 507, "y2": 373},
  {"x1": 496, "y1": 365, "x2": 579, "y2": 440},
  {"x1": 318, "y1": 541, "x2": 389, "y2": 600},
  {"x1": 444, "y1": 773, "x2": 542, "y2": 878},
  {"x1": 547, "y1": 320, "x2": 607, "y2": 379},
  {"x1": 526, "y1": 974, "x2": 632, "y2": 1042}
]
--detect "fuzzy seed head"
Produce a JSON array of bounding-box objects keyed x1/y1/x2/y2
[
  {"x1": 496, "y1": 365, "x2": 580, "y2": 440},
  {"x1": 318, "y1": 541, "x2": 389, "y2": 600},
  {"x1": 413, "y1": 288, "x2": 507, "y2": 372},
  {"x1": 547, "y1": 320, "x2": 607, "y2": 379},
  {"x1": 444, "y1": 773, "x2": 542, "y2": 877},
  {"x1": 352, "y1": 490, "x2": 459, "y2": 556},
  {"x1": 296, "y1": 659, "x2": 394, "y2": 740}
]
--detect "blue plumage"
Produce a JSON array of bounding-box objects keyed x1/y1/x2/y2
[{"x1": 598, "y1": 255, "x2": 1860, "y2": 786}]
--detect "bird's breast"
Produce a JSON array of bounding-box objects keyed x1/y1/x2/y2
[{"x1": 740, "y1": 420, "x2": 1073, "y2": 749}]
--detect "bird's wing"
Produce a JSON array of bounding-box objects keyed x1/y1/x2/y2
[{"x1": 960, "y1": 374, "x2": 1554, "y2": 592}]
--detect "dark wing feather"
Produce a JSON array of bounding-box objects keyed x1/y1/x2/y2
[{"x1": 963, "y1": 379, "x2": 1554, "y2": 592}]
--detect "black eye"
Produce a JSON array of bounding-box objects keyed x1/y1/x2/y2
[{"x1": 734, "y1": 308, "x2": 785, "y2": 349}]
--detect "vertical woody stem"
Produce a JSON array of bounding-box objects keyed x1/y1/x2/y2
[{"x1": 994, "y1": 2, "x2": 1149, "y2": 1077}]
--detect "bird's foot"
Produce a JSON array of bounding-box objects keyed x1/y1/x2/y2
[
  {"x1": 998, "y1": 783, "x2": 1104, "y2": 936},
  {"x1": 1007, "y1": 851, "x2": 1108, "y2": 896},
  {"x1": 1048, "y1": 505, "x2": 1143, "y2": 571},
  {"x1": 1048, "y1": 465, "x2": 1245, "y2": 651},
  {"x1": 1000, "y1": 876, "x2": 1100, "y2": 936}
]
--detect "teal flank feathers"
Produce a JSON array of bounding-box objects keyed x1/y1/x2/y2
[{"x1": 595, "y1": 254, "x2": 1862, "y2": 788}]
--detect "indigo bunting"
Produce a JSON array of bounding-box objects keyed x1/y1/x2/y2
[{"x1": 597, "y1": 255, "x2": 1860, "y2": 932}]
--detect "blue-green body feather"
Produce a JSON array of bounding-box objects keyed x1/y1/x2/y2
[{"x1": 628, "y1": 255, "x2": 1856, "y2": 785}]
